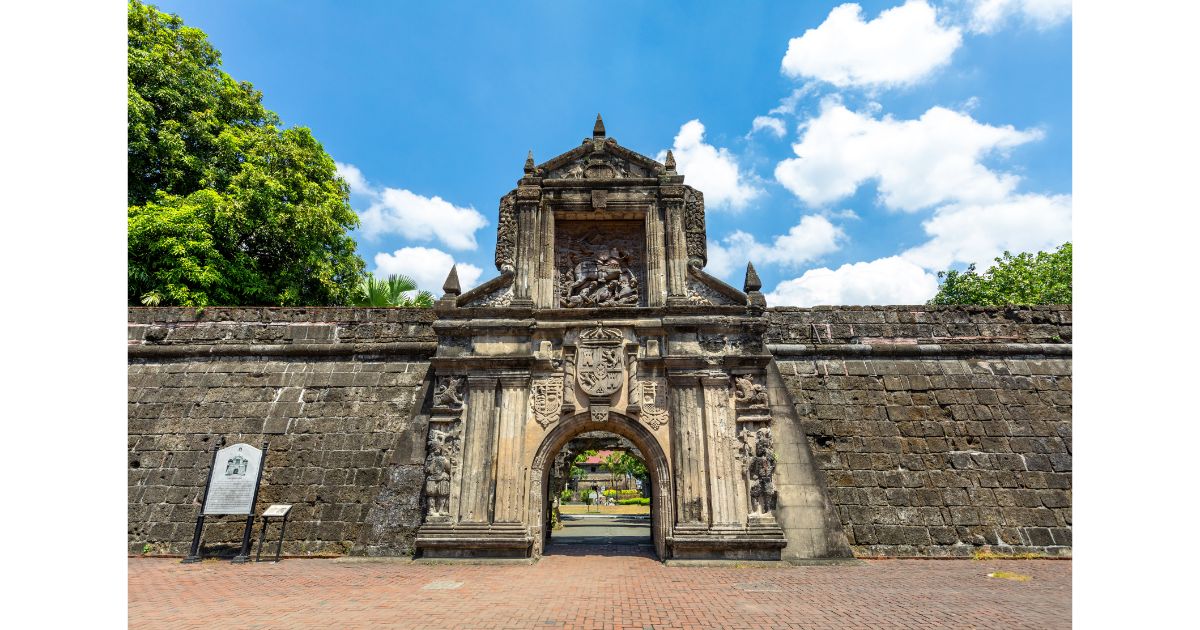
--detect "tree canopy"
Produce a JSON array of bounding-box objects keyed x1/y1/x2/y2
[
  {"x1": 350, "y1": 274, "x2": 435, "y2": 308},
  {"x1": 929, "y1": 242, "x2": 1072, "y2": 306},
  {"x1": 128, "y1": 1, "x2": 365, "y2": 306}
]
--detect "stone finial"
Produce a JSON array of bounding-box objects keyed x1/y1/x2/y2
[
  {"x1": 593, "y1": 113, "x2": 606, "y2": 138},
  {"x1": 664, "y1": 150, "x2": 677, "y2": 173},
  {"x1": 744, "y1": 262, "x2": 762, "y2": 293},
  {"x1": 442, "y1": 265, "x2": 461, "y2": 297},
  {"x1": 524, "y1": 150, "x2": 535, "y2": 174}
]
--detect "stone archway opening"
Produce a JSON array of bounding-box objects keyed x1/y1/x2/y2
[
  {"x1": 547, "y1": 430, "x2": 652, "y2": 552},
  {"x1": 529, "y1": 412, "x2": 672, "y2": 560}
]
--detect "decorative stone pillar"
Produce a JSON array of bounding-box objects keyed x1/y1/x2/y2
[
  {"x1": 511, "y1": 184, "x2": 541, "y2": 308},
  {"x1": 669, "y1": 373, "x2": 709, "y2": 525},
  {"x1": 536, "y1": 203, "x2": 556, "y2": 308},
  {"x1": 644, "y1": 203, "x2": 666, "y2": 307},
  {"x1": 701, "y1": 373, "x2": 742, "y2": 527},
  {"x1": 661, "y1": 184, "x2": 689, "y2": 304},
  {"x1": 458, "y1": 375, "x2": 498, "y2": 524},
  {"x1": 493, "y1": 374, "x2": 530, "y2": 523}
]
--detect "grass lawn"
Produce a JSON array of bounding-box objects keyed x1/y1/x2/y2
[{"x1": 560, "y1": 503, "x2": 651, "y2": 515}]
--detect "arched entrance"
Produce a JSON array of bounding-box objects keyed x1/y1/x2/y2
[{"x1": 528, "y1": 412, "x2": 672, "y2": 559}]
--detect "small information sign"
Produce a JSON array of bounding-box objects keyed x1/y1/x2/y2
[
  {"x1": 263, "y1": 504, "x2": 292, "y2": 518},
  {"x1": 203, "y1": 443, "x2": 263, "y2": 515}
]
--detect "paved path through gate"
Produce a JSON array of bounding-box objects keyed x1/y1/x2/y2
[{"x1": 129, "y1": 554, "x2": 1070, "y2": 629}]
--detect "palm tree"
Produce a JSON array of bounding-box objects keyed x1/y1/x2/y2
[{"x1": 350, "y1": 273, "x2": 435, "y2": 307}]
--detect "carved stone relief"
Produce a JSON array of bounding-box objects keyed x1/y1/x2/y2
[
  {"x1": 576, "y1": 326, "x2": 625, "y2": 397},
  {"x1": 545, "y1": 151, "x2": 653, "y2": 180},
  {"x1": 555, "y1": 220, "x2": 644, "y2": 308},
  {"x1": 530, "y1": 377, "x2": 564, "y2": 428},
  {"x1": 733, "y1": 375, "x2": 769, "y2": 409},
  {"x1": 432, "y1": 376, "x2": 465, "y2": 410},
  {"x1": 495, "y1": 193, "x2": 516, "y2": 273},
  {"x1": 740, "y1": 427, "x2": 777, "y2": 516},
  {"x1": 424, "y1": 424, "x2": 462, "y2": 520},
  {"x1": 637, "y1": 380, "x2": 668, "y2": 431},
  {"x1": 684, "y1": 189, "x2": 707, "y2": 268},
  {"x1": 686, "y1": 277, "x2": 736, "y2": 306},
  {"x1": 463, "y1": 283, "x2": 513, "y2": 308}
]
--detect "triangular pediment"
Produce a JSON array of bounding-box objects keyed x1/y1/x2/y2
[{"x1": 537, "y1": 137, "x2": 664, "y2": 181}]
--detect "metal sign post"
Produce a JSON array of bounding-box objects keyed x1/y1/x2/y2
[
  {"x1": 181, "y1": 437, "x2": 224, "y2": 564},
  {"x1": 231, "y1": 441, "x2": 269, "y2": 564},
  {"x1": 256, "y1": 504, "x2": 293, "y2": 563}
]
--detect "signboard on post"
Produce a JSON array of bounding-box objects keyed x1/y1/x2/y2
[
  {"x1": 204, "y1": 443, "x2": 263, "y2": 515},
  {"x1": 183, "y1": 438, "x2": 269, "y2": 564}
]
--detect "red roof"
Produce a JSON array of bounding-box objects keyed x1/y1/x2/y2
[{"x1": 582, "y1": 450, "x2": 620, "y2": 465}]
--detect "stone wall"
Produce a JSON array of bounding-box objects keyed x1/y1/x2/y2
[
  {"x1": 767, "y1": 306, "x2": 1072, "y2": 557},
  {"x1": 127, "y1": 308, "x2": 437, "y2": 556},
  {"x1": 127, "y1": 305, "x2": 1071, "y2": 558}
]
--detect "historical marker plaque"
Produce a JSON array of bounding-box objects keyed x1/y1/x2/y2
[{"x1": 203, "y1": 443, "x2": 263, "y2": 515}]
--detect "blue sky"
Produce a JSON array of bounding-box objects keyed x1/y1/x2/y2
[{"x1": 152, "y1": 0, "x2": 1071, "y2": 305}]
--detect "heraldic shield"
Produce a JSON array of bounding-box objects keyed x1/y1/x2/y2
[{"x1": 576, "y1": 325, "x2": 625, "y2": 398}]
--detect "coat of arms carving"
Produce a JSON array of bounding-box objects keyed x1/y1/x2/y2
[
  {"x1": 575, "y1": 326, "x2": 625, "y2": 397},
  {"x1": 530, "y1": 378, "x2": 564, "y2": 428}
]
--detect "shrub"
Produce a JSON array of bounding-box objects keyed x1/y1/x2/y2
[
  {"x1": 618, "y1": 489, "x2": 640, "y2": 499},
  {"x1": 616, "y1": 498, "x2": 650, "y2": 505},
  {"x1": 560, "y1": 489, "x2": 573, "y2": 502},
  {"x1": 603, "y1": 489, "x2": 618, "y2": 497}
]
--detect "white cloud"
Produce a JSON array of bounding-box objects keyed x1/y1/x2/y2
[
  {"x1": 713, "y1": 215, "x2": 847, "y2": 274},
  {"x1": 334, "y1": 161, "x2": 488, "y2": 250},
  {"x1": 769, "y1": 85, "x2": 819, "y2": 115},
  {"x1": 335, "y1": 161, "x2": 370, "y2": 196},
  {"x1": 780, "y1": 1, "x2": 962, "y2": 89},
  {"x1": 902, "y1": 193, "x2": 1072, "y2": 270},
  {"x1": 750, "y1": 116, "x2": 787, "y2": 138},
  {"x1": 767, "y1": 256, "x2": 939, "y2": 306},
  {"x1": 774, "y1": 100, "x2": 1042, "y2": 211},
  {"x1": 966, "y1": 0, "x2": 1072, "y2": 34},
  {"x1": 704, "y1": 239, "x2": 737, "y2": 281},
  {"x1": 657, "y1": 120, "x2": 763, "y2": 211},
  {"x1": 373, "y1": 247, "x2": 483, "y2": 294}
]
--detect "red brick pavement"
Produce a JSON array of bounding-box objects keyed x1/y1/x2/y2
[{"x1": 128, "y1": 546, "x2": 1070, "y2": 629}]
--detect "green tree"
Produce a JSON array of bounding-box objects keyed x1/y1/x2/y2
[
  {"x1": 350, "y1": 274, "x2": 434, "y2": 307},
  {"x1": 128, "y1": 1, "x2": 365, "y2": 306},
  {"x1": 929, "y1": 243, "x2": 1072, "y2": 306}
]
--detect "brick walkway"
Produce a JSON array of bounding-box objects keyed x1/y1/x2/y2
[{"x1": 129, "y1": 548, "x2": 1070, "y2": 629}]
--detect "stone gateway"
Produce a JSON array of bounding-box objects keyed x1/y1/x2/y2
[{"x1": 128, "y1": 117, "x2": 1071, "y2": 562}]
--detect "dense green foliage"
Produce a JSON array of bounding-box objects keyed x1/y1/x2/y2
[
  {"x1": 929, "y1": 243, "x2": 1072, "y2": 306},
  {"x1": 128, "y1": 1, "x2": 364, "y2": 306},
  {"x1": 350, "y1": 274, "x2": 435, "y2": 307}
]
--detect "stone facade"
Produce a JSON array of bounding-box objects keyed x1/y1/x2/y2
[{"x1": 127, "y1": 120, "x2": 1071, "y2": 560}]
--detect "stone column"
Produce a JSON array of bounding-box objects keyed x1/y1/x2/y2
[
  {"x1": 662, "y1": 188, "x2": 688, "y2": 303},
  {"x1": 511, "y1": 185, "x2": 541, "y2": 308},
  {"x1": 458, "y1": 376, "x2": 498, "y2": 524},
  {"x1": 669, "y1": 373, "x2": 709, "y2": 525},
  {"x1": 536, "y1": 204, "x2": 556, "y2": 308},
  {"x1": 701, "y1": 374, "x2": 742, "y2": 527},
  {"x1": 644, "y1": 203, "x2": 666, "y2": 307},
  {"x1": 493, "y1": 374, "x2": 530, "y2": 523}
]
